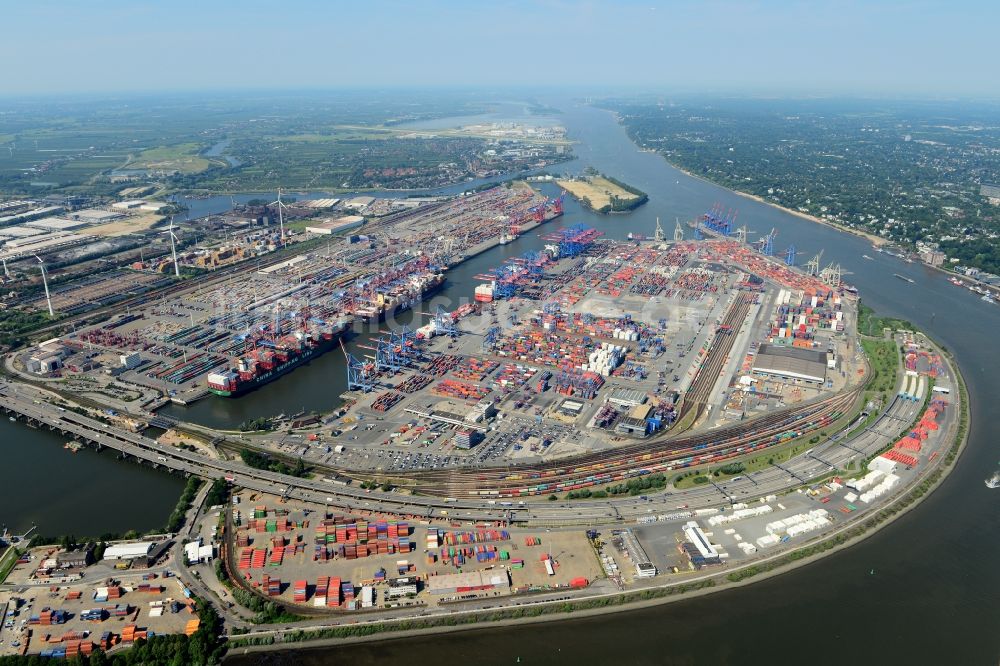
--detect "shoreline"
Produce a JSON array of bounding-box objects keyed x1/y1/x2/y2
[
  {"x1": 665, "y1": 161, "x2": 890, "y2": 249},
  {"x1": 225, "y1": 341, "x2": 969, "y2": 658}
]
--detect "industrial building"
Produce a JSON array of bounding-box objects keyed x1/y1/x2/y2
[
  {"x1": 102, "y1": 541, "x2": 158, "y2": 562},
  {"x1": 615, "y1": 403, "x2": 656, "y2": 438},
  {"x1": 70, "y1": 209, "x2": 124, "y2": 223},
  {"x1": 0, "y1": 225, "x2": 45, "y2": 239},
  {"x1": 613, "y1": 529, "x2": 656, "y2": 577},
  {"x1": 305, "y1": 216, "x2": 365, "y2": 235},
  {"x1": 120, "y1": 352, "x2": 142, "y2": 369},
  {"x1": 25, "y1": 217, "x2": 91, "y2": 232},
  {"x1": 606, "y1": 387, "x2": 647, "y2": 408},
  {"x1": 425, "y1": 570, "x2": 510, "y2": 596},
  {"x1": 55, "y1": 546, "x2": 93, "y2": 569},
  {"x1": 752, "y1": 344, "x2": 828, "y2": 384},
  {"x1": 183, "y1": 540, "x2": 215, "y2": 564},
  {"x1": 111, "y1": 200, "x2": 146, "y2": 210},
  {"x1": 386, "y1": 577, "x2": 419, "y2": 598},
  {"x1": 683, "y1": 521, "x2": 721, "y2": 562}
]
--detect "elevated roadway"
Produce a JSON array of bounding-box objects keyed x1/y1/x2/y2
[{"x1": 0, "y1": 372, "x2": 929, "y2": 526}]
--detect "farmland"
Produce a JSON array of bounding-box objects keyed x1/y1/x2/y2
[{"x1": 0, "y1": 93, "x2": 568, "y2": 196}]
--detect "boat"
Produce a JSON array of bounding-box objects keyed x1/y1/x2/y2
[
  {"x1": 986, "y1": 471, "x2": 1000, "y2": 489},
  {"x1": 982, "y1": 294, "x2": 995, "y2": 304},
  {"x1": 359, "y1": 271, "x2": 447, "y2": 322},
  {"x1": 893, "y1": 273, "x2": 915, "y2": 283},
  {"x1": 207, "y1": 319, "x2": 351, "y2": 397},
  {"x1": 64, "y1": 441, "x2": 82, "y2": 453},
  {"x1": 862, "y1": 254, "x2": 874, "y2": 261},
  {"x1": 949, "y1": 277, "x2": 964, "y2": 286},
  {"x1": 499, "y1": 232, "x2": 517, "y2": 245},
  {"x1": 474, "y1": 283, "x2": 494, "y2": 303},
  {"x1": 626, "y1": 232, "x2": 646, "y2": 241}
]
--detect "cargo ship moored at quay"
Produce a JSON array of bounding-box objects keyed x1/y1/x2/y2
[{"x1": 207, "y1": 319, "x2": 351, "y2": 397}]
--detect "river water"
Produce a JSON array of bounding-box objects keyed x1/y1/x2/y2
[{"x1": 1, "y1": 98, "x2": 997, "y2": 662}]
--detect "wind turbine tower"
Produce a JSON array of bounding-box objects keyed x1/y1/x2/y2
[
  {"x1": 166, "y1": 217, "x2": 181, "y2": 277},
  {"x1": 35, "y1": 255, "x2": 53, "y2": 316},
  {"x1": 271, "y1": 188, "x2": 288, "y2": 247}
]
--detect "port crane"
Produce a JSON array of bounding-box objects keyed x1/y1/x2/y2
[
  {"x1": 757, "y1": 228, "x2": 777, "y2": 256},
  {"x1": 784, "y1": 244, "x2": 800, "y2": 267},
  {"x1": 805, "y1": 250, "x2": 825, "y2": 277},
  {"x1": 341, "y1": 338, "x2": 375, "y2": 392},
  {"x1": 670, "y1": 217, "x2": 682, "y2": 242},
  {"x1": 699, "y1": 204, "x2": 737, "y2": 236}
]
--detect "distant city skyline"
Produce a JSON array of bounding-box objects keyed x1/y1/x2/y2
[{"x1": 1, "y1": 0, "x2": 997, "y2": 97}]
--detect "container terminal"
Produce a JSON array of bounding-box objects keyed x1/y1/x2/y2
[{"x1": 0, "y1": 192, "x2": 962, "y2": 655}]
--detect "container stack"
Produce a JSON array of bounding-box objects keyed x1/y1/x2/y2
[
  {"x1": 340, "y1": 581, "x2": 354, "y2": 605},
  {"x1": 314, "y1": 576, "x2": 329, "y2": 607},
  {"x1": 262, "y1": 575, "x2": 281, "y2": 597},
  {"x1": 293, "y1": 580, "x2": 308, "y2": 604},
  {"x1": 106, "y1": 605, "x2": 129, "y2": 619},
  {"x1": 327, "y1": 577, "x2": 342, "y2": 607}
]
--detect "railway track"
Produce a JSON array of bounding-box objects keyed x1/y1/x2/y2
[
  {"x1": 389, "y1": 386, "x2": 859, "y2": 498},
  {"x1": 675, "y1": 291, "x2": 755, "y2": 426}
]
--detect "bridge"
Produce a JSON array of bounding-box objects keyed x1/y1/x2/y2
[{"x1": 0, "y1": 364, "x2": 938, "y2": 527}]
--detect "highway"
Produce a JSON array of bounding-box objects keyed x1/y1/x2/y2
[{"x1": 0, "y1": 366, "x2": 934, "y2": 526}]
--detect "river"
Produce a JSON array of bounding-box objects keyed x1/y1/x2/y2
[
  {"x1": 2, "y1": 97, "x2": 997, "y2": 663},
  {"x1": 0, "y1": 418, "x2": 185, "y2": 537}
]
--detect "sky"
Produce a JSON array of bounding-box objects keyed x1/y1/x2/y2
[{"x1": 2, "y1": 0, "x2": 997, "y2": 97}]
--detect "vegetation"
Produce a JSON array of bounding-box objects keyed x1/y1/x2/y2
[
  {"x1": 239, "y1": 448, "x2": 307, "y2": 477},
  {"x1": 0, "y1": 310, "x2": 52, "y2": 348},
  {"x1": 0, "y1": 547, "x2": 22, "y2": 584},
  {"x1": 238, "y1": 417, "x2": 273, "y2": 432},
  {"x1": 166, "y1": 477, "x2": 203, "y2": 533},
  {"x1": 558, "y1": 170, "x2": 648, "y2": 214},
  {"x1": 229, "y1": 579, "x2": 717, "y2": 649},
  {"x1": 605, "y1": 97, "x2": 1000, "y2": 274},
  {"x1": 857, "y1": 302, "x2": 915, "y2": 337},
  {"x1": 204, "y1": 478, "x2": 229, "y2": 507},
  {"x1": 231, "y1": 587, "x2": 305, "y2": 624},
  {"x1": 861, "y1": 338, "x2": 900, "y2": 402}
]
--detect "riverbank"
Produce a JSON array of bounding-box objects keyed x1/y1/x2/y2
[
  {"x1": 226, "y1": 339, "x2": 968, "y2": 658},
  {"x1": 666, "y1": 161, "x2": 890, "y2": 249}
]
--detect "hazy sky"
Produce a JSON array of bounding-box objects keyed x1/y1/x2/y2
[{"x1": 3, "y1": 0, "x2": 997, "y2": 96}]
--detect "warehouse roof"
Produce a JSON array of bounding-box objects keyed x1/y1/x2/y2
[
  {"x1": 426, "y1": 570, "x2": 509, "y2": 595},
  {"x1": 753, "y1": 344, "x2": 827, "y2": 383},
  {"x1": 103, "y1": 542, "x2": 156, "y2": 560},
  {"x1": 629, "y1": 403, "x2": 654, "y2": 420}
]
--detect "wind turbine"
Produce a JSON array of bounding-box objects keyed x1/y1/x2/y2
[
  {"x1": 34, "y1": 255, "x2": 53, "y2": 316},
  {"x1": 270, "y1": 188, "x2": 288, "y2": 247},
  {"x1": 165, "y1": 217, "x2": 181, "y2": 277}
]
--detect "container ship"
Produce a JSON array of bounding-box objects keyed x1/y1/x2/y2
[
  {"x1": 357, "y1": 271, "x2": 446, "y2": 323},
  {"x1": 207, "y1": 319, "x2": 350, "y2": 397}
]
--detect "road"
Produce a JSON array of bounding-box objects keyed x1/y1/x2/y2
[{"x1": 0, "y1": 356, "x2": 935, "y2": 526}]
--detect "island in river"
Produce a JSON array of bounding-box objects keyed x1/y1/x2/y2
[{"x1": 557, "y1": 170, "x2": 648, "y2": 214}]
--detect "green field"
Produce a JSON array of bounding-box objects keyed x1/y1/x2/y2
[
  {"x1": 127, "y1": 142, "x2": 214, "y2": 174},
  {"x1": 0, "y1": 93, "x2": 506, "y2": 195}
]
